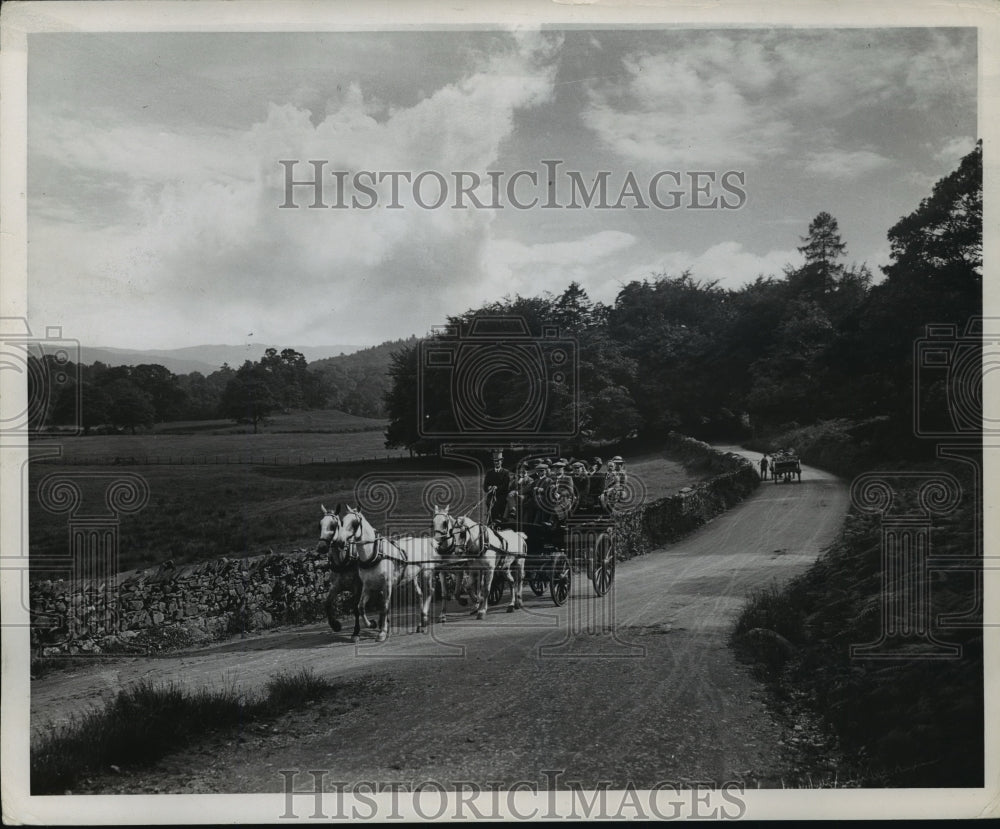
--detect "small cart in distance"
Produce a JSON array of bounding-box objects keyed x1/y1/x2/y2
[{"x1": 771, "y1": 451, "x2": 802, "y2": 483}]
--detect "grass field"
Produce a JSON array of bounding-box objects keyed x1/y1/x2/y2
[
  {"x1": 148, "y1": 409, "x2": 387, "y2": 435},
  {"x1": 31, "y1": 430, "x2": 402, "y2": 465},
  {"x1": 32, "y1": 410, "x2": 397, "y2": 465},
  {"x1": 28, "y1": 442, "x2": 709, "y2": 577}
]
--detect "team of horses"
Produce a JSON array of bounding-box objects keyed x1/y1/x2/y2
[{"x1": 315, "y1": 503, "x2": 526, "y2": 643}]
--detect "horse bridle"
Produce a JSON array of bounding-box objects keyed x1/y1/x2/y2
[
  {"x1": 319, "y1": 511, "x2": 356, "y2": 572},
  {"x1": 433, "y1": 510, "x2": 466, "y2": 555}
]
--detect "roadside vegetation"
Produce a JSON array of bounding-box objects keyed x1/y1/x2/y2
[
  {"x1": 733, "y1": 458, "x2": 982, "y2": 787},
  {"x1": 31, "y1": 667, "x2": 341, "y2": 795}
]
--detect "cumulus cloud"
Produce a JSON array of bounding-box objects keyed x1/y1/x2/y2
[
  {"x1": 28, "y1": 33, "x2": 563, "y2": 348},
  {"x1": 802, "y1": 149, "x2": 893, "y2": 180},
  {"x1": 582, "y1": 37, "x2": 795, "y2": 166},
  {"x1": 611, "y1": 241, "x2": 798, "y2": 294},
  {"x1": 480, "y1": 230, "x2": 638, "y2": 302},
  {"x1": 581, "y1": 29, "x2": 976, "y2": 168},
  {"x1": 933, "y1": 135, "x2": 977, "y2": 165}
]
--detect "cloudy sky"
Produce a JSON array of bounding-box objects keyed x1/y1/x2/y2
[{"x1": 27, "y1": 27, "x2": 977, "y2": 350}]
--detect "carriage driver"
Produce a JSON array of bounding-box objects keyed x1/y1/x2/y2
[{"x1": 483, "y1": 449, "x2": 513, "y2": 525}]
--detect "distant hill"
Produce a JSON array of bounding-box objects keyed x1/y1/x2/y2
[
  {"x1": 81, "y1": 343, "x2": 362, "y2": 375},
  {"x1": 310, "y1": 336, "x2": 420, "y2": 419}
]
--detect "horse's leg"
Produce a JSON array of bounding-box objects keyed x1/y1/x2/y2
[
  {"x1": 467, "y1": 566, "x2": 482, "y2": 616},
  {"x1": 416, "y1": 570, "x2": 433, "y2": 634},
  {"x1": 454, "y1": 567, "x2": 469, "y2": 607},
  {"x1": 505, "y1": 559, "x2": 517, "y2": 613},
  {"x1": 352, "y1": 577, "x2": 369, "y2": 643},
  {"x1": 363, "y1": 579, "x2": 378, "y2": 629},
  {"x1": 437, "y1": 571, "x2": 450, "y2": 624},
  {"x1": 377, "y1": 579, "x2": 392, "y2": 642},
  {"x1": 411, "y1": 569, "x2": 425, "y2": 634},
  {"x1": 324, "y1": 570, "x2": 342, "y2": 632},
  {"x1": 512, "y1": 556, "x2": 524, "y2": 610},
  {"x1": 476, "y1": 560, "x2": 493, "y2": 620}
]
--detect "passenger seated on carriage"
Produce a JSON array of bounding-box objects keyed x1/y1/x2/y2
[
  {"x1": 600, "y1": 455, "x2": 628, "y2": 511},
  {"x1": 570, "y1": 460, "x2": 591, "y2": 504},
  {"x1": 519, "y1": 460, "x2": 549, "y2": 526},
  {"x1": 506, "y1": 460, "x2": 531, "y2": 521},
  {"x1": 546, "y1": 460, "x2": 578, "y2": 524}
]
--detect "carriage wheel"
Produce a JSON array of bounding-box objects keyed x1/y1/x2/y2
[
  {"x1": 550, "y1": 552, "x2": 571, "y2": 606},
  {"x1": 591, "y1": 533, "x2": 616, "y2": 596},
  {"x1": 527, "y1": 556, "x2": 547, "y2": 596},
  {"x1": 489, "y1": 573, "x2": 506, "y2": 605}
]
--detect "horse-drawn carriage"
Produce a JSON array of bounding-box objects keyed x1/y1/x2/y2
[
  {"x1": 770, "y1": 450, "x2": 802, "y2": 483},
  {"x1": 316, "y1": 466, "x2": 623, "y2": 642},
  {"x1": 489, "y1": 499, "x2": 617, "y2": 607}
]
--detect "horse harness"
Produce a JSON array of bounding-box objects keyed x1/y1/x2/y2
[{"x1": 330, "y1": 510, "x2": 410, "y2": 570}]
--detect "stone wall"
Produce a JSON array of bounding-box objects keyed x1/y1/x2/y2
[
  {"x1": 30, "y1": 435, "x2": 758, "y2": 655},
  {"x1": 31, "y1": 549, "x2": 336, "y2": 655},
  {"x1": 612, "y1": 433, "x2": 760, "y2": 559}
]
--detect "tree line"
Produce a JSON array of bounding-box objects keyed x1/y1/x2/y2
[
  {"x1": 385, "y1": 142, "x2": 982, "y2": 457},
  {"x1": 32, "y1": 347, "x2": 331, "y2": 434}
]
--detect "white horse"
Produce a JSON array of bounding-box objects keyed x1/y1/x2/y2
[
  {"x1": 430, "y1": 504, "x2": 477, "y2": 622},
  {"x1": 432, "y1": 506, "x2": 526, "y2": 619},
  {"x1": 327, "y1": 504, "x2": 438, "y2": 642},
  {"x1": 317, "y1": 505, "x2": 372, "y2": 634}
]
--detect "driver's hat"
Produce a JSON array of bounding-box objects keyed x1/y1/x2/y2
[
  {"x1": 491, "y1": 448, "x2": 504, "y2": 460},
  {"x1": 610, "y1": 455, "x2": 623, "y2": 463}
]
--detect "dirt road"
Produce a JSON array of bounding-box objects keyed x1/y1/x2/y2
[{"x1": 32, "y1": 452, "x2": 850, "y2": 793}]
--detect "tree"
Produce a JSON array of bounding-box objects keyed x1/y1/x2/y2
[
  {"x1": 607, "y1": 273, "x2": 734, "y2": 437},
  {"x1": 130, "y1": 363, "x2": 187, "y2": 422},
  {"x1": 220, "y1": 365, "x2": 278, "y2": 433},
  {"x1": 880, "y1": 140, "x2": 982, "y2": 311},
  {"x1": 257, "y1": 347, "x2": 328, "y2": 410},
  {"x1": 789, "y1": 212, "x2": 847, "y2": 300},
  {"x1": 798, "y1": 211, "x2": 846, "y2": 266},
  {"x1": 854, "y1": 141, "x2": 983, "y2": 440},
  {"x1": 745, "y1": 299, "x2": 836, "y2": 426},
  {"x1": 383, "y1": 344, "x2": 422, "y2": 450},
  {"x1": 105, "y1": 378, "x2": 155, "y2": 434}
]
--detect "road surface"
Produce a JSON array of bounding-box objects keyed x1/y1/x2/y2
[{"x1": 32, "y1": 452, "x2": 850, "y2": 793}]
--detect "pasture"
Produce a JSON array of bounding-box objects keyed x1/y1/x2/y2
[
  {"x1": 28, "y1": 435, "x2": 710, "y2": 577},
  {"x1": 31, "y1": 411, "x2": 397, "y2": 466}
]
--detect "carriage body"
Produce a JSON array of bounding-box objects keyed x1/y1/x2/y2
[
  {"x1": 770, "y1": 452, "x2": 802, "y2": 483},
  {"x1": 508, "y1": 499, "x2": 617, "y2": 605}
]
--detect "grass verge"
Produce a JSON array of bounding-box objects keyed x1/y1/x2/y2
[{"x1": 32, "y1": 667, "x2": 336, "y2": 795}]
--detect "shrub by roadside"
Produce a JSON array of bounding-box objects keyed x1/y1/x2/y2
[
  {"x1": 733, "y1": 458, "x2": 983, "y2": 787},
  {"x1": 31, "y1": 667, "x2": 346, "y2": 795}
]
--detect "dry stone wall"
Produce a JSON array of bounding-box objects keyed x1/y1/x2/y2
[
  {"x1": 31, "y1": 549, "x2": 336, "y2": 656},
  {"x1": 612, "y1": 433, "x2": 760, "y2": 559},
  {"x1": 30, "y1": 434, "x2": 758, "y2": 655}
]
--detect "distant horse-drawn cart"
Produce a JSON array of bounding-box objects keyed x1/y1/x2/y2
[{"x1": 771, "y1": 451, "x2": 802, "y2": 483}]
